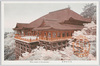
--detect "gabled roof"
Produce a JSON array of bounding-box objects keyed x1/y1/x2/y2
[
  {"x1": 13, "y1": 8, "x2": 91, "y2": 30},
  {"x1": 29, "y1": 8, "x2": 91, "y2": 28},
  {"x1": 13, "y1": 23, "x2": 32, "y2": 30},
  {"x1": 34, "y1": 20, "x2": 84, "y2": 30},
  {"x1": 41, "y1": 8, "x2": 91, "y2": 23},
  {"x1": 16, "y1": 23, "x2": 28, "y2": 27}
]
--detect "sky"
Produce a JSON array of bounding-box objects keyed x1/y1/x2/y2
[{"x1": 4, "y1": 2, "x2": 92, "y2": 32}]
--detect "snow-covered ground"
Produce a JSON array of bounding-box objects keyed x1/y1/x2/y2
[{"x1": 19, "y1": 44, "x2": 96, "y2": 60}]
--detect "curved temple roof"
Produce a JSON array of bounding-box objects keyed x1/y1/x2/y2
[{"x1": 13, "y1": 8, "x2": 91, "y2": 30}]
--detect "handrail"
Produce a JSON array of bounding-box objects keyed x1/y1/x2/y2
[
  {"x1": 14, "y1": 35, "x2": 38, "y2": 42},
  {"x1": 14, "y1": 34, "x2": 72, "y2": 42}
]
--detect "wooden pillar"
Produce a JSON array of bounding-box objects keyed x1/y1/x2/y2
[
  {"x1": 45, "y1": 31, "x2": 47, "y2": 40},
  {"x1": 40, "y1": 31, "x2": 41, "y2": 39},
  {"x1": 46, "y1": 31, "x2": 48, "y2": 40},
  {"x1": 34, "y1": 31, "x2": 35, "y2": 36},
  {"x1": 30, "y1": 29, "x2": 31, "y2": 36},
  {"x1": 64, "y1": 31, "x2": 66, "y2": 38},
  {"x1": 44, "y1": 31, "x2": 45, "y2": 40},
  {"x1": 55, "y1": 43, "x2": 58, "y2": 50},
  {"x1": 60, "y1": 31, "x2": 62, "y2": 39},
  {"x1": 45, "y1": 43, "x2": 47, "y2": 50},
  {"x1": 20, "y1": 30, "x2": 21, "y2": 35},
  {"x1": 33, "y1": 31, "x2": 34, "y2": 36},
  {"x1": 37, "y1": 31, "x2": 38, "y2": 36},
  {"x1": 28, "y1": 30, "x2": 29, "y2": 36},
  {"x1": 43, "y1": 31, "x2": 44, "y2": 40},
  {"x1": 56, "y1": 43, "x2": 59, "y2": 50},
  {"x1": 29, "y1": 30, "x2": 30, "y2": 36},
  {"x1": 38, "y1": 31, "x2": 39, "y2": 37},
  {"x1": 50, "y1": 42, "x2": 53, "y2": 50},
  {"x1": 33, "y1": 31, "x2": 35, "y2": 36},
  {"x1": 61, "y1": 42, "x2": 63, "y2": 50},
  {"x1": 67, "y1": 31, "x2": 68, "y2": 37},
  {"x1": 42, "y1": 31, "x2": 44, "y2": 39},
  {"x1": 65, "y1": 31, "x2": 67, "y2": 38},
  {"x1": 48, "y1": 31, "x2": 49, "y2": 40},
  {"x1": 30, "y1": 29, "x2": 32, "y2": 36},
  {"x1": 35, "y1": 31, "x2": 36, "y2": 35},
  {"x1": 71, "y1": 31, "x2": 72, "y2": 36},
  {"x1": 41, "y1": 31, "x2": 43, "y2": 39},
  {"x1": 27, "y1": 31, "x2": 29, "y2": 36},
  {"x1": 69, "y1": 31, "x2": 70, "y2": 36},
  {"x1": 51, "y1": 31, "x2": 53, "y2": 40},
  {"x1": 35, "y1": 31, "x2": 37, "y2": 36},
  {"x1": 56, "y1": 31, "x2": 58, "y2": 40},
  {"x1": 70, "y1": 31, "x2": 71, "y2": 36},
  {"x1": 19, "y1": 43, "x2": 21, "y2": 56},
  {"x1": 23, "y1": 30, "x2": 25, "y2": 36}
]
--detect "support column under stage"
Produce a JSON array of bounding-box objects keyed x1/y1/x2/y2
[{"x1": 38, "y1": 31, "x2": 41, "y2": 39}]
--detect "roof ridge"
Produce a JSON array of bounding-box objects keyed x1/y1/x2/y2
[
  {"x1": 17, "y1": 23, "x2": 29, "y2": 24},
  {"x1": 49, "y1": 8, "x2": 70, "y2": 13},
  {"x1": 44, "y1": 18, "x2": 58, "y2": 21}
]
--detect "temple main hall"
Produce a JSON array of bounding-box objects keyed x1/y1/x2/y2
[{"x1": 13, "y1": 8, "x2": 91, "y2": 59}]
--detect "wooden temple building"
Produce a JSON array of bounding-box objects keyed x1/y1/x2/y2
[{"x1": 13, "y1": 8, "x2": 91, "y2": 59}]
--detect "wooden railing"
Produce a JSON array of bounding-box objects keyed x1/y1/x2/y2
[
  {"x1": 39, "y1": 36, "x2": 72, "y2": 41},
  {"x1": 14, "y1": 34, "x2": 38, "y2": 42},
  {"x1": 15, "y1": 34, "x2": 72, "y2": 42}
]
